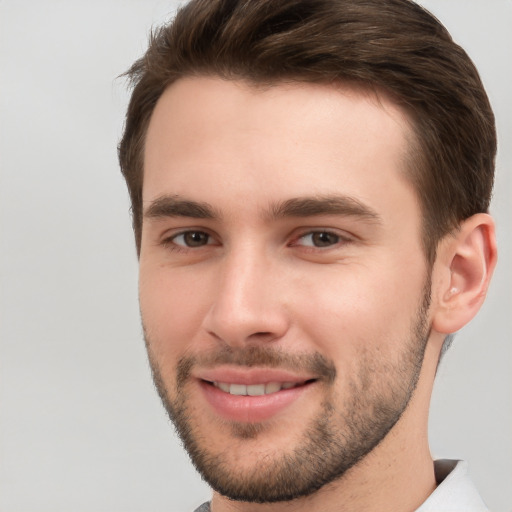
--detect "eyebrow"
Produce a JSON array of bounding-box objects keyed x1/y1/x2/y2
[
  {"x1": 267, "y1": 195, "x2": 382, "y2": 223},
  {"x1": 144, "y1": 195, "x2": 220, "y2": 220},
  {"x1": 143, "y1": 194, "x2": 381, "y2": 224}
]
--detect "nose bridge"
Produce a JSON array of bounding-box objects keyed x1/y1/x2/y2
[{"x1": 204, "y1": 241, "x2": 288, "y2": 345}]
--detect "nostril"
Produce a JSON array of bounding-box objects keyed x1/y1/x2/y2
[{"x1": 248, "y1": 332, "x2": 278, "y2": 342}]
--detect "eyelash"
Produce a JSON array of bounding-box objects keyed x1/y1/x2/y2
[
  {"x1": 161, "y1": 230, "x2": 215, "y2": 252},
  {"x1": 291, "y1": 230, "x2": 352, "y2": 250},
  {"x1": 161, "y1": 228, "x2": 352, "y2": 253}
]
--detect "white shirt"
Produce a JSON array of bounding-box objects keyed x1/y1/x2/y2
[{"x1": 416, "y1": 460, "x2": 488, "y2": 511}]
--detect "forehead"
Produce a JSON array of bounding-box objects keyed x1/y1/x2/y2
[{"x1": 143, "y1": 76, "x2": 418, "y2": 223}]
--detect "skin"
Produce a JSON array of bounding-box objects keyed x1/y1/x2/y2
[{"x1": 138, "y1": 77, "x2": 496, "y2": 512}]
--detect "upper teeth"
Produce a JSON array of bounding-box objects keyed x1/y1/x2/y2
[{"x1": 213, "y1": 382, "x2": 298, "y2": 396}]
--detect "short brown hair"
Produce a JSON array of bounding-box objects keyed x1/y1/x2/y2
[{"x1": 119, "y1": 0, "x2": 496, "y2": 263}]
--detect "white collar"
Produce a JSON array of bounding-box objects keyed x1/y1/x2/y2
[{"x1": 416, "y1": 460, "x2": 488, "y2": 511}]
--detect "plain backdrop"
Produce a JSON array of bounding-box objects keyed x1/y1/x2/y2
[{"x1": 0, "y1": 1, "x2": 510, "y2": 511}]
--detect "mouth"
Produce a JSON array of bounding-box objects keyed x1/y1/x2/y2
[
  {"x1": 197, "y1": 374, "x2": 319, "y2": 423},
  {"x1": 206, "y1": 379, "x2": 315, "y2": 396}
]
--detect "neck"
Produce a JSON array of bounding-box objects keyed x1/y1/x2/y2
[{"x1": 210, "y1": 339, "x2": 442, "y2": 512}]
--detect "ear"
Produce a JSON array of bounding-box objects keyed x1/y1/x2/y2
[{"x1": 432, "y1": 213, "x2": 497, "y2": 334}]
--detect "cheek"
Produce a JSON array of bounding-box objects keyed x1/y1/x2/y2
[
  {"x1": 292, "y1": 261, "x2": 427, "y2": 364},
  {"x1": 139, "y1": 264, "x2": 213, "y2": 363}
]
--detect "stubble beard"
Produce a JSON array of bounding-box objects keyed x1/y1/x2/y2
[{"x1": 144, "y1": 284, "x2": 431, "y2": 503}]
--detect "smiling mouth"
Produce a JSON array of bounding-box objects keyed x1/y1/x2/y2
[{"x1": 205, "y1": 380, "x2": 316, "y2": 396}]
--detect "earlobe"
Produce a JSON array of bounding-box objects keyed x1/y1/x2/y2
[{"x1": 432, "y1": 213, "x2": 497, "y2": 334}]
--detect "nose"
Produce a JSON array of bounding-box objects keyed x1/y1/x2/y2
[{"x1": 202, "y1": 247, "x2": 290, "y2": 347}]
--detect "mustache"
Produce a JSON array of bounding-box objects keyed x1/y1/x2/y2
[{"x1": 176, "y1": 345, "x2": 337, "y2": 389}]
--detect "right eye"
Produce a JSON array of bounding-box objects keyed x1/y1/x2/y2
[{"x1": 170, "y1": 230, "x2": 213, "y2": 248}]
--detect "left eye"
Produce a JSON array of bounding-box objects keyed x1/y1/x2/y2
[{"x1": 297, "y1": 231, "x2": 343, "y2": 248}]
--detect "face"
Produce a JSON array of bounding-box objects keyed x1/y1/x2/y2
[{"x1": 139, "y1": 77, "x2": 431, "y2": 502}]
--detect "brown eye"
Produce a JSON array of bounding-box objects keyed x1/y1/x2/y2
[
  {"x1": 298, "y1": 231, "x2": 341, "y2": 248},
  {"x1": 173, "y1": 231, "x2": 211, "y2": 247},
  {"x1": 311, "y1": 232, "x2": 340, "y2": 247}
]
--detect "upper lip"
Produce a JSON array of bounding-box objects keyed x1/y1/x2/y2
[{"x1": 194, "y1": 366, "x2": 318, "y2": 386}]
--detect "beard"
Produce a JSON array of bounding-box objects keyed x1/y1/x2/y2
[{"x1": 144, "y1": 283, "x2": 431, "y2": 504}]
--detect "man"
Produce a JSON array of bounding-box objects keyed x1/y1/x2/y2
[{"x1": 118, "y1": 0, "x2": 497, "y2": 510}]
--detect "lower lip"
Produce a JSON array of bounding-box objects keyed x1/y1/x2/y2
[{"x1": 199, "y1": 381, "x2": 314, "y2": 423}]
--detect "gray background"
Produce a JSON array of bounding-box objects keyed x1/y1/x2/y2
[{"x1": 0, "y1": 1, "x2": 510, "y2": 511}]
